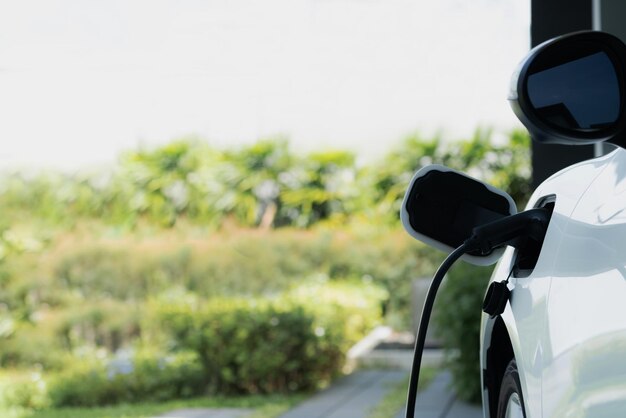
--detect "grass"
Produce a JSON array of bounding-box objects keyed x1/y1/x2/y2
[
  {"x1": 367, "y1": 366, "x2": 438, "y2": 418},
  {"x1": 0, "y1": 394, "x2": 304, "y2": 418}
]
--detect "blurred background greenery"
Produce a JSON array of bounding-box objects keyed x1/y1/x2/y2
[{"x1": 0, "y1": 129, "x2": 531, "y2": 413}]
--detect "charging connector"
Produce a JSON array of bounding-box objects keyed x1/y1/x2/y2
[{"x1": 465, "y1": 208, "x2": 551, "y2": 256}]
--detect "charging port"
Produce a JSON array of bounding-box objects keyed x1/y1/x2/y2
[{"x1": 513, "y1": 195, "x2": 555, "y2": 277}]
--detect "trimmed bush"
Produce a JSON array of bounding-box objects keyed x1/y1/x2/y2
[
  {"x1": 157, "y1": 282, "x2": 385, "y2": 395},
  {"x1": 433, "y1": 261, "x2": 494, "y2": 403}
]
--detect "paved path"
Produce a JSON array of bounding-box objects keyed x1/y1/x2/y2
[
  {"x1": 154, "y1": 370, "x2": 483, "y2": 418},
  {"x1": 395, "y1": 372, "x2": 483, "y2": 418},
  {"x1": 278, "y1": 369, "x2": 407, "y2": 418},
  {"x1": 278, "y1": 369, "x2": 482, "y2": 418}
]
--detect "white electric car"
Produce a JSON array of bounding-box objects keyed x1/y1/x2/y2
[{"x1": 401, "y1": 31, "x2": 626, "y2": 418}]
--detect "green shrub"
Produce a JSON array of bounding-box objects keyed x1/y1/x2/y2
[
  {"x1": 125, "y1": 350, "x2": 205, "y2": 401},
  {"x1": 56, "y1": 301, "x2": 142, "y2": 352},
  {"x1": 0, "y1": 322, "x2": 67, "y2": 370},
  {"x1": 1, "y1": 372, "x2": 48, "y2": 409},
  {"x1": 0, "y1": 301, "x2": 141, "y2": 370},
  {"x1": 320, "y1": 231, "x2": 439, "y2": 329},
  {"x1": 47, "y1": 361, "x2": 117, "y2": 407},
  {"x1": 285, "y1": 281, "x2": 387, "y2": 349},
  {"x1": 157, "y1": 282, "x2": 385, "y2": 395},
  {"x1": 40, "y1": 229, "x2": 431, "y2": 324},
  {"x1": 433, "y1": 261, "x2": 494, "y2": 403},
  {"x1": 48, "y1": 231, "x2": 406, "y2": 299},
  {"x1": 46, "y1": 351, "x2": 204, "y2": 407}
]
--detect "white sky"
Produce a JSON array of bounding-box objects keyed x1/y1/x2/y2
[{"x1": 0, "y1": 0, "x2": 530, "y2": 169}]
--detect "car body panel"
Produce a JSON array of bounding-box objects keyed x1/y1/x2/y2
[
  {"x1": 481, "y1": 148, "x2": 621, "y2": 418},
  {"x1": 542, "y1": 148, "x2": 626, "y2": 418}
]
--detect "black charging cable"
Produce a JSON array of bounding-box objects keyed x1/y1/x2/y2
[
  {"x1": 404, "y1": 242, "x2": 470, "y2": 417},
  {"x1": 404, "y1": 208, "x2": 551, "y2": 418}
]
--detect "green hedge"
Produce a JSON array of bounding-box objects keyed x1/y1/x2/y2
[
  {"x1": 44, "y1": 230, "x2": 434, "y2": 303},
  {"x1": 157, "y1": 282, "x2": 386, "y2": 395}
]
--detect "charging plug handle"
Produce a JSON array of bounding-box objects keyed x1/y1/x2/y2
[{"x1": 467, "y1": 208, "x2": 551, "y2": 256}]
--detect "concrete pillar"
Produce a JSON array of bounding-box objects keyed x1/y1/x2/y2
[
  {"x1": 594, "y1": 0, "x2": 626, "y2": 41},
  {"x1": 530, "y1": 0, "x2": 594, "y2": 188}
]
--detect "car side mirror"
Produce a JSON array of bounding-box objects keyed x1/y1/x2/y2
[
  {"x1": 509, "y1": 30, "x2": 626, "y2": 147},
  {"x1": 400, "y1": 165, "x2": 517, "y2": 265}
]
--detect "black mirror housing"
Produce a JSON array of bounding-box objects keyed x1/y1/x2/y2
[
  {"x1": 401, "y1": 165, "x2": 517, "y2": 266},
  {"x1": 509, "y1": 30, "x2": 626, "y2": 147}
]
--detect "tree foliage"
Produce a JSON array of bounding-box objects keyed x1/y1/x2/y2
[{"x1": 365, "y1": 128, "x2": 531, "y2": 224}]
